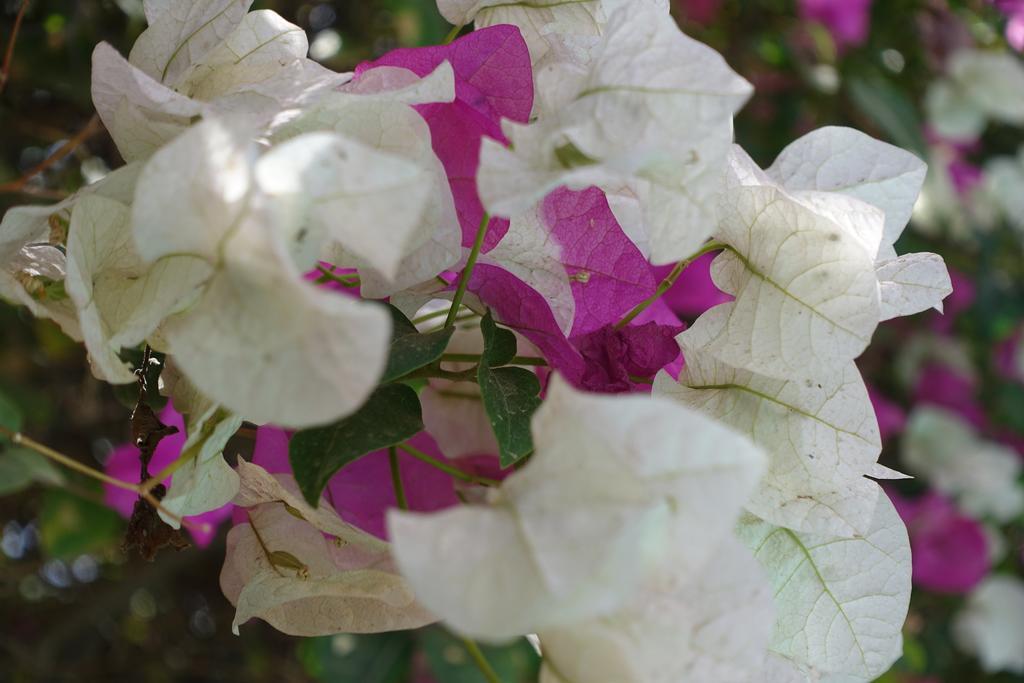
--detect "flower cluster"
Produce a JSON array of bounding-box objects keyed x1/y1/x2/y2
[{"x1": 1, "y1": 1, "x2": 956, "y2": 681}]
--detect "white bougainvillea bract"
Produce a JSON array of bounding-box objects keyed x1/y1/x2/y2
[{"x1": 0, "y1": 1, "x2": 956, "y2": 680}]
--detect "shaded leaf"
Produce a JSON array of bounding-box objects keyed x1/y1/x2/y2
[
  {"x1": 477, "y1": 312, "x2": 539, "y2": 467},
  {"x1": 846, "y1": 73, "x2": 927, "y2": 158},
  {"x1": 0, "y1": 389, "x2": 22, "y2": 444},
  {"x1": 382, "y1": 305, "x2": 455, "y2": 382},
  {"x1": 478, "y1": 367, "x2": 542, "y2": 468},
  {"x1": 420, "y1": 627, "x2": 541, "y2": 683},
  {"x1": 0, "y1": 448, "x2": 65, "y2": 496},
  {"x1": 40, "y1": 488, "x2": 123, "y2": 560},
  {"x1": 290, "y1": 385, "x2": 424, "y2": 506},
  {"x1": 479, "y1": 310, "x2": 518, "y2": 368},
  {"x1": 298, "y1": 632, "x2": 414, "y2": 683}
]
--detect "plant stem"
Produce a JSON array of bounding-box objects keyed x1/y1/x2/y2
[
  {"x1": 139, "y1": 445, "x2": 198, "y2": 495},
  {"x1": 401, "y1": 364, "x2": 479, "y2": 383},
  {"x1": 0, "y1": 115, "x2": 102, "y2": 195},
  {"x1": 247, "y1": 512, "x2": 284, "y2": 577},
  {"x1": 461, "y1": 638, "x2": 503, "y2": 683},
  {"x1": 315, "y1": 266, "x2": 360, "y2": 287},
  {"x1": 1, "y1": 425, "x2": 136, "y2": 492},
  {"x1": 421, "y1": 312, "x2": 480, "y2": 335},
  {"x1": 0, "y1": 425, "x2": 196, "y2": 530},
  {"x1": 388, "y1": 447, "x2": 408, "y2": 510},
  {"x1": 397, "y1": 443, "x2": 500, "y2": 487},
  {"x1": 443, "y1": 23, "x2": 464, "y2": 44},
  {"x1": 412, "y1": 307, "x2": 455, "y2": 325},
  {"x1": 441, "y1": 353, "x2": 547, "y2": 367},
  {"x1": 614, "y1": 241, "x2": 725, "y2": 329},
  {"x1": 0, "y1": 0, "x2": 30, "y2": 95},
  {"x1": 446, "y1": 213, "x2": 490, "y2": 328}
]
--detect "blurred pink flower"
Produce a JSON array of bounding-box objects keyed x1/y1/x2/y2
[
  {"x1": 914, "y1": 363, "x2": 987, "y2": 429},
  {"x1": 799, "y1": 0, "x2": 873, "y2": 49},
  {"x1": 867, "y1": 386, "x2": 907, "y2": 441},
  {"x1": 103, "y1": 405, "x2": 233, "y2": 547},
  {"x1": 926, "y1": 129, "x2": 984, "y2": 197},
  {"x1": 949, "y1": 157, "x2": 984, "y2": 194},
  {"x1": 931, "y1": 268, "x2": 975, "y2": 334},
  {"x1": 992, "y1": 0, "x2": 1024, "y2": 50},
  {"x1": 995, "y1": 325, "x2": 1024, "y2": 383},
  {"x1": 891, "y1": 490, "x2": 990, "y2": 594}
]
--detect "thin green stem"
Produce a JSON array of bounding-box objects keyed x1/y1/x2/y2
[
  {"x1": 388, "y1": 447, "x2": 408, "y2": 510},
  {"x1": 446, "y1": 213, "x2": 490, "y2": 328},
  {"x1": 422, "y1": 312, "x2": 480, "y2": 335},
  {"x1": 397, "y1": 443, "x2": 500, "y2": 487},
  {"x1": 614, "y1": 241, "x2": 725, "y2": 329},
  {"x1": 315, "y1": 266, "x2": 360, "y2": 287},
  {"x1": 412, "y1": 307, "x2": 455, "y2": 325},
  {"x1": 443, "y1": 23, "x2": 464, "y2": 44},
  {"x1": 0, "y1": 425, "x2": 136, "y2": 492},
  {"x1": 400, "y1": 364, "x2": 479, "y2": 383},
  {"x1": 0, "y1": 425, "x2": 196, "y2": 530},
  {"x1": 441, "y1": 353, "x2": 547, "y2": 367},
  {"x1": 247, "y1": 512, "x2": 284, "y2": 577},
  {"x1": 461, "y1": 638, "x2": 503, "y2": 683}
]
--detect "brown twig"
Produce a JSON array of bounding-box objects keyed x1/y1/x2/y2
[
  {"x1": 0, "y1": 114, "x2": 103, "y2": 194},
  {"x1": 0, "y1": 0, "x2": 30, "y2": 96}
]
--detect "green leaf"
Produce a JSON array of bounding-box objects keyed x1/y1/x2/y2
[
  {"x1": 289, "y1": 384, "x2": 424, "y2": 506},
  {"x1": 478, "y1": 367, "x2": 542, "y2": 467},
  {"x1": 382, "y1": 304, "x2": 455, "y2": 382},
  {"x1": 478, "y1": 312, "x2": 540, "y2": 467},
  {"x1": 0, "y1": 448, "x2": 65, "y2": 496},
  {"x1": 995, "y1": 382, "x2": 1024, "y2": 432},
  {"x1": 39, "y1": 488, "x2": 122, "y2": 559},
  {"x1": 479, "y1": 310, "x2": 518, "y2": 368},
  {"x1": 847, "y1": 72, "x2": 928, "y2": 158},
  {"x1": 420, "y1": 627, "x2": 541, "y2": 683},
  {"x1": 298, "y1": 632, "x2": 413, "y2": 683},
  {"x1": 0, "y1": 388, "x2": 22, "y2": 445}
]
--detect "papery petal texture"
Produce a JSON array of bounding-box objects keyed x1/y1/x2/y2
[
  {"x1": 222, "y1": 462, "x2": 434, "y2": 636},
  {"x1": 538, "y1": 537, "x2": 774, "y2": 683},
  {"x1": 737, "y1": 494, "x2": 912, "y2": 679},
  {"x1": 656, "y1": 347, "x2": 883, "y2": 536},
  {"x1": 682, "y1": 186, "x2": 881, "y2": 381},
  {"x1": 388, "y1": 377, "x2": 765, "y2": 640}
]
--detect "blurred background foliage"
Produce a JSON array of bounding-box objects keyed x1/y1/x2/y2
[{"x1": 0, "y1": 0, "x2": 1021, "y2": 681}]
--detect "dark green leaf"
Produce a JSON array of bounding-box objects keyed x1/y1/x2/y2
[
  {"x1": 0, "y1": 448, "x2": 65, "y2": 496},
  {"x1": 420, "y1": 627, "x2": 541, "y2": 683},
  {"x1": 847, "y1": 72, "x2": 928, "y2": 157},
  {"x1": 39, "y1": 488, "x2": 122, "y2": 559},
  {"x1": 290, "y1": 384, "x2": 424, "y2": 506},
  {"x1": 480, "y1": 310, "x2": 518, "y2": 368},
  {"x1": 478, "y1": 366, "x2": 541, "y2": 468},
  {"x1": 298, "y1": 632, "x2": 413, "y2": 683},
  {"x1": 0, "y1": 389, "x2": 22, "y2": 445},
  {"x1": 382, "y1": 304, "x2": 455, "y2": 382},
  {"x1": 478, "y1": 312, "x2": 539, "y2": 467},
  {"x1": 995, "y1": 382, "x2": 1024, "y2": 432}
]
